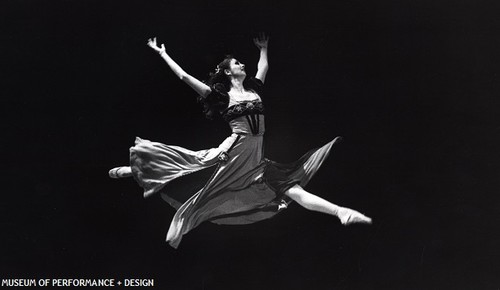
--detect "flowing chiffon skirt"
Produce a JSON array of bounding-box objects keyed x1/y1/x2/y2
[{"x1": 129, "y1": 134, "x2": 339, "y2": 248}]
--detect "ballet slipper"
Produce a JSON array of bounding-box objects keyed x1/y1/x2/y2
[
  {"x1": 339, "y1": 208, "x2": 372, "y2": 225},
  {"x1": 108, "y1": 167, "x2": 131, "y2": 178}
]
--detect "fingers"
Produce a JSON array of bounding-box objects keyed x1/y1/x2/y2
[
  {"x1": 147, "y1": 37, "x2": 166, "y2": 54},
  {"x1": 147, "y1": 37, "x2": 157, "y2": 47},
  {"x1": 259, "y1": 32, "x2": 268, "y2": 42},
  {"x1": 258, "y1": 32, "x2": 268, "y2": 41},
  {"x1": 253, "y1": 33, "x2": 269, "y2": 46}
]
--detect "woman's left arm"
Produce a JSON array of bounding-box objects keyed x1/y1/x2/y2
[{"x1": 253, "y1": 33, "x2": 269, "y2": 83}]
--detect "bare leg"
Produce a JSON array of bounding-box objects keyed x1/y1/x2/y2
[
  {"x1": 284, "y1": 184, "x2": 372, "y2": 225},
  {"x1": 109, "y1": 166, "x2": 132, "y2": 178}
]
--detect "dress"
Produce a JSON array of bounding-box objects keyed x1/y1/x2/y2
[{"x1": 129, "y1": 78, "x2": 339, "y2": 248}]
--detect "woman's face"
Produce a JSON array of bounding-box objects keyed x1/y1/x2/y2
[{"x1": 225, "y1": 59, "x2": 246, "y2": 77}]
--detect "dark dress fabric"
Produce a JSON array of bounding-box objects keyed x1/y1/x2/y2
[{"x1": 129, "y1": 78, "x2": 338, "y2": 248}]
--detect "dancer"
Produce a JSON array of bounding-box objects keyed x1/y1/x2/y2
[{"x1": 109, "y1": 34, "x2": 371, "y2": 248}]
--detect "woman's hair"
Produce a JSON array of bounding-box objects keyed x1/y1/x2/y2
[
  {"x1": 198, "y1": 55, "x2": 234, "y2": 119},
  {"x1": 206, "y1": 55, "x2": 234, "y2": 89}
]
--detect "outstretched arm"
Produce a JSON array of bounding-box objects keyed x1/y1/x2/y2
[
  {"x1": 147, "y1": 37, "x2": 212, "y2": 97},
  {"x1": 253, "y1": 33, "x2": 269, "y2": 83}
]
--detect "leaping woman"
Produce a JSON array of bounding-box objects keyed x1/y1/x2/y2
[{"x1": 109, "y1": 34, "x2": 372, "y2": 248}]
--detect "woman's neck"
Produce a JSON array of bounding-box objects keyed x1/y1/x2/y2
[{"x1": 229, "y1": 76, "x2": 245, "y2": 93}]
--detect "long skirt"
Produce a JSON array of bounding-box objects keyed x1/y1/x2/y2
[{"x1": 130, "y1": 134, "x2": 338, "y2": 248}]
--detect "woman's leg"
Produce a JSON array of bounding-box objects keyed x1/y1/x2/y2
[
  {"x1": 109, "y1": 166, "x2": 133, "y2": 178},
  {"x1": 284, "y1": 184, "x2": 372, "y2": 225}
]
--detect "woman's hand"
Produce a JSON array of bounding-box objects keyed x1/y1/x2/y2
[
  {"x1": 145, "y1": 36, "x2": 212, "y2": 97},
  {"x1": 253, "y1": 33, "x2": 269, "y2": 50},
  {"x1": 147, "y1": 37, "x2": 166, "y2": 54},
  {"x1": 218, "y1": 152, "x2": 229, "y2": 163}
]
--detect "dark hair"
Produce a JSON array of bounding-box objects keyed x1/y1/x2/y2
[
  {"x1": 206, "y1": 55, "x2": 234, "y2": 89},
  {"x1": 198, "y1": 55, "x2": 234, "y2": 119}
]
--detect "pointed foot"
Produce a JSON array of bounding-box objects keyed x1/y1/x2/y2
[
  {"x1": 108, "y1": 166, "x2": 132, "y2": 179},
  {"x1": 339, "y1": 208, "x2": 372, "y2": 225}
]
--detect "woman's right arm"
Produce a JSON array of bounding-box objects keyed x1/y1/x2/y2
[{"x1": 147, "y1": 37, "x2": 212, "y2": 97}]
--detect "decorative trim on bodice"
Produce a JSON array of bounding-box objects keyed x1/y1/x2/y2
[{"x1": 221, "y1": 100, "x2": 265, "y2": 122}]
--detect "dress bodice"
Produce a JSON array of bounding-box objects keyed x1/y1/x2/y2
[
  {"x1": 199, "y1": 77, "x2": 266, "y2": 134},
  {"x1": 222, "y1": 100, "x2": 265, "y2": 135}
]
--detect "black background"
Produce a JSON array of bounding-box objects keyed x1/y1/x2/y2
[{"x1": 1, "y1": 0, "x2": 500, "y2": 289}]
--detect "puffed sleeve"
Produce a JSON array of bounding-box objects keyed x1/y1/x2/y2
[
  {"x1": 197, "y1": 83, "x2": 229, "y2": 119},
  {"x1": 245, "y1": 77, "x2": 264, "y2": 95}
]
